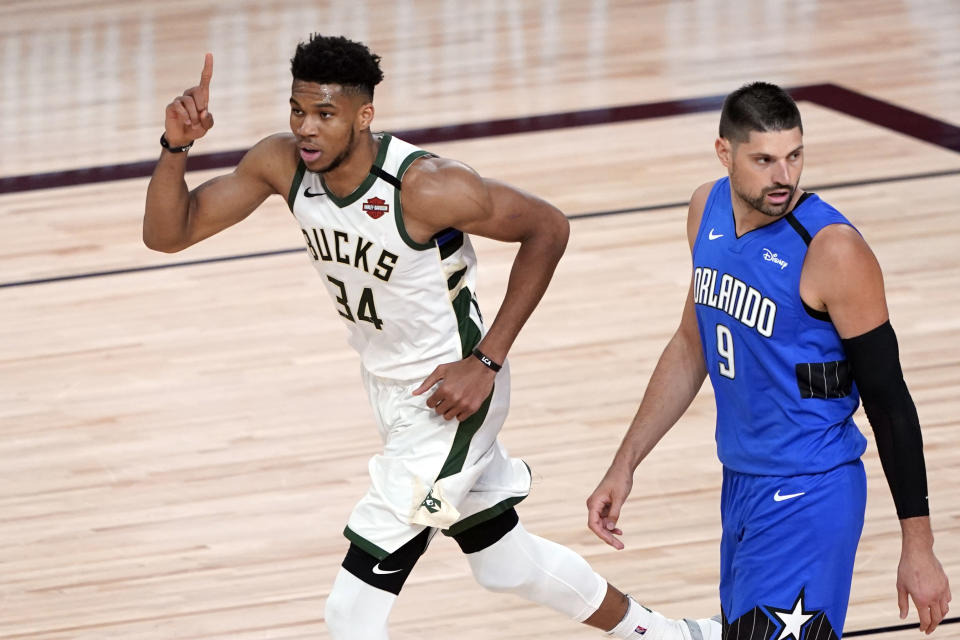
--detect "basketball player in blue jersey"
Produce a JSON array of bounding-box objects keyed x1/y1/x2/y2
[
  {"x1": 588, "y1": 82, "x2": 951, "y2": 638},
  {"x1": 143, "y1": 34, "x2": 718, "y2": 640}
]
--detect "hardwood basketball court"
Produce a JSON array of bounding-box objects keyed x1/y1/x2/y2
[{"x1": 1, "y1": 1, "x2": 958, "y2": 638}]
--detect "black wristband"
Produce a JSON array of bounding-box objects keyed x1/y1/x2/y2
[
  {"x1": 472, "y1": 348, "x2": 502, "y2": 372},
  {"x1": 160, "y1": 133, "x2": 194, "y2": 153}
]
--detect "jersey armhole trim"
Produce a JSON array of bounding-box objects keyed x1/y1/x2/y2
[
  {"x1": 394, "y1": 150, "x2": 437, "y2": 251},
  {"x1": 286, "y1": 160, "x2": 307, "y2": 211},
  {"x1": 791, "y1": 201, "x2": 849, "y2": 323},
  {"x1": 802, "y1": 300, "x2": 832, "y2": 322},
  {"x1": 785, "y1": 212, "x2": 813, "y2": 245},
  {"x1": 789, "y1": 210, "x2": 830, "y2": 322},
  {"x1": 691, "y1": 179, "x2": 723, "y2": 255}
]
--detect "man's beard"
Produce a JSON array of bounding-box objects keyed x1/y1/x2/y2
[
  {"x1": 734, "y1": 180, "x2": 796, "y2": 218},
  {"x1": 319, "y1": 127, "x2": 357, "y2": 174}
]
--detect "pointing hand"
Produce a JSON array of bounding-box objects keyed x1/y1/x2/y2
[{"x1": 163, "y1": 53, "x2": 215, "y2": 147}]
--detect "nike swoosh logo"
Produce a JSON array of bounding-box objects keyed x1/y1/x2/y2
[
  {"x1": 708, "y1": 228, "x2": 724, "y2": 240},
  {"x1": 773, "y1": 489, "x2": 805, "y2": 502},
  {"x1": 372, "y1": 564, "x2": 404, "y2": 575},
  {"x1": 304, "y1": 187, "x2": 326, "y2": 198}
]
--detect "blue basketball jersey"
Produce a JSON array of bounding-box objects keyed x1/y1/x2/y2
[{"x1": 693, "y1": 178, "x2": 867, "y2": 475}]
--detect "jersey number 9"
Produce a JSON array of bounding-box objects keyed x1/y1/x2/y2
[{"x1": 716, "y1": 324, "x2": 735, "y2": 379}]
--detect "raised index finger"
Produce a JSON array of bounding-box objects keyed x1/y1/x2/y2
[
  {"x1": 194, "y1": 53, "x2": 213, "y2": 110},
  {"x1": 199, "y1": 53, "x2": 213, "y2": 90}
]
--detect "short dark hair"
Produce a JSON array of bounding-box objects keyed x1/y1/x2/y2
[
  {"x1": 718, "y1": 82, "x2": 802, "y2": 143},
  {"x1": 290, "y1": 34, "x2": 384, "y2": 100}
]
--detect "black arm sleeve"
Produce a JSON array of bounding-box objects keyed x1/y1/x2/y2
[{"x1": 842, "y1": 321, "x2": 929, "y2": 518}]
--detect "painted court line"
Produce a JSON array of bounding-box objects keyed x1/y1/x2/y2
[
  {"x1": 2, "y1": 168, "x2": 958, "y2": 290},
  {"x1": 1, "y1": 83, "x2": 958, "y2": 195}
]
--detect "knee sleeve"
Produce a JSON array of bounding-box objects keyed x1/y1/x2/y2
[
  {"x1": 464, "y1": 520, "x2": 607, "y2": 622},
  {"x1": 341, "y1": 527, "x2": 432, "y2": 595},
  {"x1": 326, "y1": 529, "x2": 433, "y2": 639}
]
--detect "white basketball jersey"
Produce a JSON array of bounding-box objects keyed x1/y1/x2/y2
[{"x1": 287, "y1": 133, "x2": 485, "y2": 380}]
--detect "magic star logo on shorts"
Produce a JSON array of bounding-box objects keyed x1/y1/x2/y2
[{"x1": 420, "y1": 491, "x2": 441, "y2": 513}]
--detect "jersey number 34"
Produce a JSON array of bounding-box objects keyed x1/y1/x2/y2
[{"x1": 327, "y1": 276, "x2": 384, "y2": 330}]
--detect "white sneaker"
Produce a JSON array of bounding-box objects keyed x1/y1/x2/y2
[
  {"x1": 677, "y1": 615, "x2": 722, "y2": 640},
  {"x1": 625, "y1": 610, "x2": 721, "y2": 640}
]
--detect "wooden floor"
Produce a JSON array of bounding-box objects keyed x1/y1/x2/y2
[{"x1": 2, "y1": 1, "x2": 959, "y2": 638}]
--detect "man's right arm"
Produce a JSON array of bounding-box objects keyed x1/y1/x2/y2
[
  {"x1": 143, "y1": 134, "x2": 290, "y2": 252},
  {"x1": 143, "y1": 53, "x2": 292, "y2": 253},
  {"x1": 586, "y1": 181, "x2": 713, "y2": 549}
]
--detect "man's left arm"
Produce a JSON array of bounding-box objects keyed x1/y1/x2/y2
[
  {"x1": 406, "y1": 159, "x2": 569, "y2": 421},
  {"x1": 803, "y1": 224, "x2": 951, "y2": 634}
]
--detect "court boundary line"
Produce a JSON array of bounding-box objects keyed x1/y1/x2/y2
[
  {"x1": 1, "y1": 83, "x2": 958, "y2": 195},
  {"x1": 844, "y1": 616, "x2": 958, "y2": 638},
  {"x1": 2, "y1": 168, "x2": 958, "y2": 290}
]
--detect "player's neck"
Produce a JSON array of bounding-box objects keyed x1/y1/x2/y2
[
  {"x1": 321, "y1": 131, "x2": 379, "y2": 199},
  {"x1": 731, "y1": 188, "x2": 805, "y2": 236}
]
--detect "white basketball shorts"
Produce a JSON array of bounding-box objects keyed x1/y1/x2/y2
[{"x1": 343, "y1": 360, "x2": 532, "y2": 559}]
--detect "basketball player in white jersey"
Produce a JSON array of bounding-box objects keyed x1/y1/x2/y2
[{"x1": 144, "y1": 34, "x2": 719, "y2": 640}]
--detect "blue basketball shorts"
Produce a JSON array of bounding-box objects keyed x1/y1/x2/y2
[{"x1": 719, "y1": 459, "x2": 866, "y2": 639}]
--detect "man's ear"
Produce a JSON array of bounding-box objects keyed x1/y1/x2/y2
[
  {"x1": 357, "y1": 102, "x2": 375, "y2": 131},
  {"x1": 715, "y1": 137, "x2": 733, "y2": 169}
]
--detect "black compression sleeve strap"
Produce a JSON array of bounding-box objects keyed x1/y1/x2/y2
[{"x1": 842, "y1": 321, "x2": 929, "y2": 518}]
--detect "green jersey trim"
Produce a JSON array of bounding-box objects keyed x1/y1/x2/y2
[
  {"x1": 286, "y1": 160, "x2": 307, "y2": 211},
  {"x1": 343, "y1": 525, "x2": 389, "y2": 560},
  {"x1": 392, "y1": 149, "x2": 436, "y2": 251},
  {"x1": 435, "y1": 385, "x2": 494, "y2": 482},
  {"x1": 443, "y1": 494, "x2": 529, "y2": 537},
  {"x1": 438, "y1": 231, "x2": 464, "y2": 259},
  {"x1": 452, "y1": 287, "x2": 482, "y2": 358},
  {"x1": 320, "y1": 133, "x2": 393, "y2": 208},
  {"x1": 446, "y1": 267, "x2": 468, "y2": 291}
]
